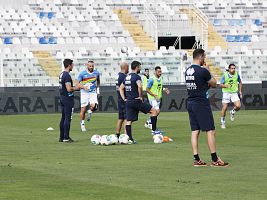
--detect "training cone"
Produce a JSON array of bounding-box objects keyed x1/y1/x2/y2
[{"x1": 163, "y1": 136, "x2": 173, "y2": 142}]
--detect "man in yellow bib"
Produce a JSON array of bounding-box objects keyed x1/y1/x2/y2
[
  {"x1": 220, "y1": 64, "x2": 242, "y2": 129},
  {"x1": 145, "y1": 66, "x2": 170, "y2": 134}
]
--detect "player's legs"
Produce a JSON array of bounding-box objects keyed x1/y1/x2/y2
[
  {"x1": 125, "y1": 101, "x2": 139, "y2": 143},
  {"x1": 230, "y1": 93, "x2": 241, "y2": 121},
  {"x1": 80, "y1": 93, "x2": 89, "y2": 131},
  {"x1": 206, "y1": 130, "x2": 216, "y2": 154},
  {"x1": 87, "y1": 93, "x2": 98, "y2": 121},
  {"x1": 125, "y1": 120, "x2": 136, "y2": 144},
  {"x1": 187, "y1": 101, "x2": 206, "y2": 166},
  {"x1": 207, "y1": 130, "x2": 229, "y2": 167},
  {"x1": 191, "y1": 130, "x2": 200, "y2": 155},
  {"x1": 59, "y1": 99, "x2": 65, "y2": 142},
  {"x1": 138, "y1": 101, "x2": 159, "y2": 133},
  {"x1": 220, "y1": 103, "x2": 228, "y2": 128},
  {"x1": 80, "y1": 106, "x2": 87, "y2": 132},
  {"x1": 116, "y1": 119, "x2": 126, "y2": 137},
  {"x1": 221, "y1": 92, "x2": 230, "y2": 128},
  {"x1": 117, "y1": 100, "x2": 126, "y2": 137},
  {"x1": 233, "y1": 100, "x2": 241, "y2": 111},
  {"x1": 63, "y1": 98, "x2": 74, "y2": 142},
  {"x1": 146, "y1": 100, "x2": 160, "y2": 127}
]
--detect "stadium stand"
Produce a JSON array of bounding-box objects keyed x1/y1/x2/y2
[{"x1": 0, "y1": 0, "x2": 266, "y2": 87}]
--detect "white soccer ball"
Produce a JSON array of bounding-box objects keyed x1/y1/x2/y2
[
  {"x1": 121, "y1": 46, "x2": 128, "y2": 53},
  {"x1": 153, "y1": 134, "x2": 163, "y2": 144},
  {"x1": 91, "y1": 134, "x2": 101, "y2": 145},
  {"x1": 108, "y1": 134, "x2": 119, "y2": 145},
  {"x1": 119, "y1": 134, "x2": 129, "y2": 144},
  {"x1": 100, "y1": 135, "x2": 111, "y2": 145}
]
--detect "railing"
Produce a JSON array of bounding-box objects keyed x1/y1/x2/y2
[
  {"x1": 143, "y1": 4, "x2": 158, "y2": 47},
  {"x1": 173, "y1": 36, "x2": 181, "y2": 49},
  {"x1": 0, "y1": 56, "x2": 183, "y2": 87},
  {"x1": 188, "y1": 4, "x2": 209, "y2": 50},
  {"x1": 0, "y1": 54, "x2": 267, "y2": 87}
]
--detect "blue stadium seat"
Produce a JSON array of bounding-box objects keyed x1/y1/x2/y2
[
  {"x1": 243, "y1": 35, "x2": 251, "y2": 42},
  {"x1": 39, "y1": 12, "x2": 45, "y2": 18},
  {"x1": 48, "y1": 37, "x2": 57, "y2": 44},
  {"x1": 213, "y1": 19, "x2": 221, "y2": 26},
  {"x1": 47, "y1": 12, "x2": 54, "y2": 19},
  {"x1": 254, "y1": 19, "x2": 262, "y2": 26},
  {"x1": 238, "y1": 19, "x2": 245, "y2": 26},
  {"x1": 228, "y1": 19, "x2": 236, "y2": 26},
  {"x1": 4, "y1": 37, "x2": 13, "y2": 44},
  {"x1": 226, "y1": 35, "x2": 235, "y2": 42},
  {"x1": 234, "y1": 35, "x2": 243, "y2": 42},
  {"x1": 39, "y1": 37, "x2": 48, "y2": 44}
]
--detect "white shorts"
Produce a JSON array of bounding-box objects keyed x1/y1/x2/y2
[
  {"x1": 222, "y1": 92, "x2": 240, "y2": 104},
  {"x1": 149, "y1": 99, "x2": 161, "y2": 110},
  {"x1": 80, "y1": 92, "x2": 98, "y2": 108}
]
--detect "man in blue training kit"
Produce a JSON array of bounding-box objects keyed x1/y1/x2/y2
[
  {"x1": 59, "y1": 59, "x2": 77, "y2": 143},
  {"x1": 76, "y1": 60, "x2": 100, "y2": 132},
  {"x1": 115, "y1": 62, "x2": 129, "y2": 138},
  {"x1": 185, "y1": 49, "x2": 229, "y2": 167},
  {"x1": 119, "y1": 61, "x2": 158, "y2": 144}
]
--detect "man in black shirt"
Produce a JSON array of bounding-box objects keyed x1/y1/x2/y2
[
  {"x1": 119, "y1": 61, "x2": 158, "y2": 144},
  {"x1": 185, "y1": 49, "x2": 229, "y2": 167},
  {"x1": 115, "y1": 62, "x2": 129, "y2": 138},
  {"x1": 59, "y1": 59, "x2": 77, "y2": 143}
]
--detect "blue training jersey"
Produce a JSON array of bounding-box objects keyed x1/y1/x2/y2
[
  {"x1": 59, "y1": 71, "x2": 74, "y2": 97},
  {"x1": 123, "y1": 72, "x2": 141, "y2": 100},
  {"x1": 116, "y1": 72, "x2": 127, "y2": 101},
  {"x1": 185, "y1": 64, "x2": 211, "y2": 102},
  {"x1": 77, "y1": 70, "x2": 100, "y2": 93}
]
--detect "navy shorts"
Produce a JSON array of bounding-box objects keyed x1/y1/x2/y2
[
  {"x1": 187, "y1": 100, "x2": 215, "y2": 132},
  {"x1": 126, "y1": 99, "x2": 152, "y2": 121},
  {"x1": 118, "y1": 99, "x2": 126, "y2": 120}
]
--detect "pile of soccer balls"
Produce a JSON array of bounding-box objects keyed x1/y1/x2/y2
[
  {"x1": 91, "y1": 134, "x2": 130, "y2": 145},
  {"x1": 91, "y1": 134, "x2": 173, "y2": 145}
]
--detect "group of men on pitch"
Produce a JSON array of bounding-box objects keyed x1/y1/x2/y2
[{"x1": 59, "y1": 49, "x2": 242, "y2": 167}]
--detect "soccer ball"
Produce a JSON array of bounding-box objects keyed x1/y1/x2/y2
[
  {"x1": 119, "y1": 134, "x2": 129, "y2": 144},
  {"x1": 91, "y1": 134, "x2": 101, "y2": 145},
  {"x1": 153, "y1": 134, "x2": 163, "y2": 144},
  {"x1": 107, "y1": 134, "x2": 118, "y2": 145},
  {"x1": 100, "y1": 135, "x2": 111, "y2": 145},
  {"x1": 121, "y1": 46, "x2": 128, "y2": 53}
]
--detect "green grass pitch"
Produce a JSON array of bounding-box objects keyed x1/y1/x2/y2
[{"x1": 0, "y1": 111, "x2": 267, "y2": 200}]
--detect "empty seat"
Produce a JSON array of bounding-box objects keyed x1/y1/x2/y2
[
  {"x1": 48, "y1": 37, "x2": 57, "y2": 44},
  {"x1": 82, "y1": 37, "x2": 91, "y2": 44},
  {"x1": 213, "y1": 19, "x2": 221, "y2": 26},
  {"x1": 243, "y1": 35, "x2": 251, "y2": 42},
  {"x1": 39, "y1": 37, "x2": 48, "y2": 44},
  {"x1": 39, "y1": 12, "x2": 46, "y2": 18},
  {"x1": 56, "y1": 51, "x2": 64, "y2": 59},
  {"x1": 57, "y1": 37, "x2": 65, "y2": 44},
  {"x1": 159, "y1": 46, "x2": 168, "y2": 53},
  {"x1": 65, "y1": 52, "x2": 73, "y2": 58},
  {"x1": 31, "y1": 38, "x2": 39, "y2": 44},
  {"x1": 47, "y1": 12, "x2": 55, "y2": 19},
  {"x1": 13, "y1": 37, "x2": 21, "y2": 44},
  {"x1": 226, "y1": 35, "x2": 235, "y2": 42},
  {"x1": 4, "y1": 37, "x2": 13, "y2": 44},
  {"x1": 91, "y1": 37, "x2": 99, "y2": 44},
  {"x1": 74, "y1": 37, "x2": 82, "y2": 44}
]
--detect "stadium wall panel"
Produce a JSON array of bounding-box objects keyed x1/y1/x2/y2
[{"x1": 0, "y1": 84, "x2": 266, "y2": 115}]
